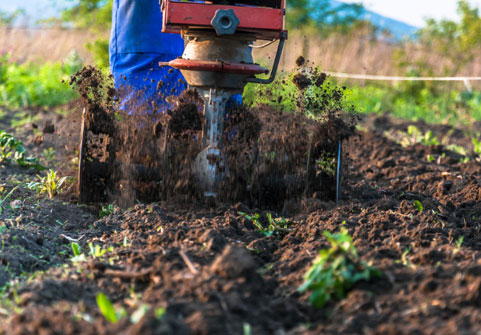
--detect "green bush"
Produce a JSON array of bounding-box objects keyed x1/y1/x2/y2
[
  {"x1": 298, "y1": 228, "x2": 381, "y2": 308},
  {"x1": 0, "y1": 53, "x2": 81, "y2": 109}
]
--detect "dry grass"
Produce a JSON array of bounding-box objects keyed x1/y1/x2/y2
[
  {"x1": 0, "y1": 27, "x2": 95, "y2": 64},
  {"x1": 255, "y1": 29, "x2": 481, "y2": 80},
  {"x1": 4, "y1": 27, "x2": 481, "y2": 83},
  {"x1": 254, "y1": 29, "x2": 395, "y2": 75}
]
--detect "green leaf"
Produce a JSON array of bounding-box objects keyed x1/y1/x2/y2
[
  {"x1": 71, "y1": 242, "x2": 81, "y2": 257},
  {"x1": 96, "y1": 292, "x2": 119, "y2": 323},
  {"x1": 155, "y1": 307, "x2": 166, "y2": 320},
  {"x1": 413, "y1": 200, "x2": 423, "y2": 212}
]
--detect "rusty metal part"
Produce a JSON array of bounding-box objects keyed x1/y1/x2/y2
[
  {"x1": 162, "y1": 0, "x2": 285, "y2": 40},
  {"x1": 160, "y1": 59, "x2": 268, "y2": 76}
]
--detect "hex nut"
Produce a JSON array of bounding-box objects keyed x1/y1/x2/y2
[{"x1": 211, "y1": 9, "x2": 240, "y2": 36}]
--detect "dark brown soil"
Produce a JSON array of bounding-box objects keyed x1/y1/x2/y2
[{"x1": 2, "y1": 107, "x2": 481, "y2": 334}]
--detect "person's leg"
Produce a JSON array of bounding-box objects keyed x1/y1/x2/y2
[{"x1": 109, "y1": 0, "x2": 186, "y2": 113}]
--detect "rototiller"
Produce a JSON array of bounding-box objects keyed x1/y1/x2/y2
[
  {"x1": 159, "y1": 0, "x2": 287, "y2": 197},
  {"x1": 78, "y1": 0, "x2": 287, "y2": 201}
]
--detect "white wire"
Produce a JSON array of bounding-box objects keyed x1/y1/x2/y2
[
  {"x1": 325, "y1": 72, "x2": 481, "y2": 82},
  {"x1": 250, "y1": 40, "x2": 276, "y2": 49}
]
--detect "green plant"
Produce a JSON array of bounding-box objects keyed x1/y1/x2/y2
[
  {"x1": 155, "y1": 307, "x2": 166, "y2": 320},
  {"x1": 316, "y1": 152, "x2": 336, "y2": 176},
  {"x1": 99, "y1": 203, "x2": 115, "y2": 218},
  {"x1": 41, "y1": 148, "x2": 56, "y2": 165},
  {"x1": 0, "y1": 54, "x2": 81, "y2": 109},
  {"x1": 88, "y1": 243, "x2": 114, "y2": 259},
  {"x1": 96, "y1": 292, "x2": 122, "y2": 323},
  {"x1": 28, "y1": 170, "x2": 68, "y2": 199},
  {"x1": 401, "y1": 247, "x2": 411, "y2": 266},
  {"x1": 453, "y1": 236, "x2": 464, "y2": 255},
  {"x1": 298, "y1": 228, "x2": 381, "y2": 308},
  {"x1": 71, "y1": 242, "x2": 87, "y2": 262},
  {"x1": 239, "y1": 212, "x2": 293, "y2": 238},
  {"x1": 413, "y1": 200, "x2": 424, "y2": 213},
  {"x1": 472, "y1": 137, "x2": 481, "y2": 156},
  {"x1": 0, "y1": 186, "x2": 19, "y2": 214},
  {"x1": 405, "y1": 126, "x2": 439, "y2": 146},
  {"x1": 0, "y1": 131, "x2": 45, "y2": 170}
]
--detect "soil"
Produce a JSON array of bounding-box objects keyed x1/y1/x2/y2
[
  {"x1": 2, "y1": 61, "x2": 481, "y2": 334},
  {"x1": 1, "y1": 103, "x2": 481, "y2": 334}
]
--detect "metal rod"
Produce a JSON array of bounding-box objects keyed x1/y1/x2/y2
[
  {"x1": 336, "y1": 139, "x2": 342, "y2": 204},
  {"x1": 245, "y1": 31, "x2": 286, "y2": 85}
]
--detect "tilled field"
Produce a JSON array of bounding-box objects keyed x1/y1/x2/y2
[{"x1": 1, "y1": 111, "x2": 481, "y2": 335}]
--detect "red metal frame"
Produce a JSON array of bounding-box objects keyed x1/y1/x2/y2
[
  {"x1": 162, "y1": 58, "x2": 268, "y2": 75},
  {"x1": 162, "y1": 0, "x2": 285, "y2": 40}
]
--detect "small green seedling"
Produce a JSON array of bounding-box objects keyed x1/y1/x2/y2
[
  {"x1": 0, "y1": 131, "x2": 45, "y2": 170},
  {"x1": 298, "y1": 228, "x2": 381, "y2": 308},
  {"x1": 397, "y1": 246, "x2": 414, "y2": 268},
  {"x1": 453, "y1": 236, "x2": 464, "y2": 255},
  {"x1": 28, "y1": 170, "x2": 68, "y2": 198},
  {"x1": 472, "y1": 137, "x2": 481, "y2": 156},
  {"x1": 413, "y1": 200, "x2": 423, "y2": 213},
  {"x1": 243, "y1": 323, "x2": 252, "y2": 335},
  {"x1": 155, "y1": 307, "x2": 166, "y2": 320},
  {"x1": 239, "y1": 212, "x2": 292, "y2": 238},
  {"x1": 42, "y1": 147, "x2": 56, "y2": 163},
  {"x1": 99, "y1": 203, "x2": 115, "y2": 218},
  {"x1": 89, "y1": 243, "x2": 107, "y2": 259},
  {"x1": 71, "y1": 242, "x2": 86, "y2": 262},
  {"x1": 0, "y1": 186, "x2": 19, "y2": 214},
  {"x1": 96, "y1": 293, "x2": 120, "y2": 323}
]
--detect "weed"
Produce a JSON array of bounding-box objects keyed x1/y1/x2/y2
[
  {"x1": 396, "y1": 246, "x2": 415, "y2": 269},
  {"x1": 99, "y1": 203, "x2": 115, "y2": 218},
  {"x1": 96, "y1": 292, "x2": 123, "y2": 323},
  {"x1": 41, "y1": 147, "x2": 56, "y2": 165},
  {"x1": 298, "y1": 228, "x2": 381, "y2": 308},
  {"x1": 0, "y1": 186, "x2": 18, "y2": 214},
  {"x1": 446, "y1": 144, "x2": 468, "y2": 156},
  {"x1": 239, "y1": 212, "x2": 293, "y2": 238},
  {"x1": 413, "y1": 200, "x2": 423, "y2": 213},
  {"x1": 71, "y1": 242, "x2": 87, "y2": 262},
  {"x1": 453, "y1": 236, "x2": 464, "y2": 255},
  {"x1": 88, "y1": 243, "x2": 114, "y2": 259},
  {"x1": 404, "y1": 126, "x2": 439, "y2": 147},
  {"x1": 244, "y1": 323, "x2": 252, "y2": 335},
  {"x1": 27, "y1": 170, "x2": 68, "y2": 198},
  {"x1": 155, "y1": 307, "x2": 166, "y2": 320},
  {"x1": 0, "y1": 54, "x2": 80, "y2": 109},
  {"x1": 472, "y1": 137, "x2": 481, "y2": 156},
  {"x1": 316, "y1": 152, "x2": 336, "y2": 176},
  {"x1": 0, "y1": 131, "x2": 45, "y2": 170}
]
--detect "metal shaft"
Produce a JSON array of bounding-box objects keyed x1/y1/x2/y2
[{"x1": 195, "y1": 89, "x2": 232, "y2": 197}]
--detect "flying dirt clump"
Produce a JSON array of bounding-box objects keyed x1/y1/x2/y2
[
  {"x1": 70, "y1": 66, "x2": 116, "y2": 136},
  {"x1": 69, "y1": 63, "x2": 356, "y2": 211},
  {"x1": 296, "y1": 55, "x2": 306, "y2": 67},
  {"x1": 292, "y1": 73, "x2": 312, "y2": 90}
]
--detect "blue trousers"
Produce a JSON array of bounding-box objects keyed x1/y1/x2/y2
[{"x1": 109, "y1": 0, "x2": 241, "y2": 114}]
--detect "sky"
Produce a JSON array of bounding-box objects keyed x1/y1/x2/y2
[
  {"x1": 343, "y1": 0, "x2": 481, "y2": 27},
  {"x1": 2, "y1": 0, "x2": 481, "y2": 27}
]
